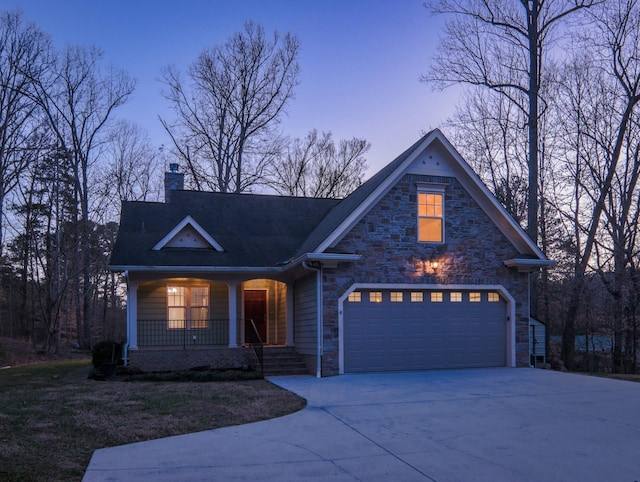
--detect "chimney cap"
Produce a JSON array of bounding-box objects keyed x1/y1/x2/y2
[{"x1": 169, "y1": 163, "x2": 179, "y2": 173}]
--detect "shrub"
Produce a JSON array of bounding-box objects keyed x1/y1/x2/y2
[{"x1": 91, "y1": 341, "x2": 123, "y2": 368}]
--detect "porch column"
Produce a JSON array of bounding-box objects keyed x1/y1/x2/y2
[
  {"x1": 286, "y1": 283, "x2": 294, "y2": 346},
  {"x1": 127, "y1": 280, "x2": 138, "y2": 349},
  {"x1": 228, "y1": 282, "x2": 238, "y2": 347}
]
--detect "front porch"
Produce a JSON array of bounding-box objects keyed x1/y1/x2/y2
[{"x1": 124, "y1": 275, "x2": 308, "y2": 373}]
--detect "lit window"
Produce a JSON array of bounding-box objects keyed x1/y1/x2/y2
[
  {"x1": 348, "y1": 291, "x2": 361, "y2": 302},
  {"x1": 167, "y1": 285, "x2": 209, "y2": 329},
  {"x1": 390, "y1": 292, "x2": 403, "y2": 302},
  {"x1": 431, "y1": 292, "x2": 443, "y2": 302},
  {"x1": 488, "y1": 292, "x2": 500, "y2": 302},
  {"x1": 418, "y1": 192, "x2": 444, "y2": 242},
  {"x1": 411, "y1": 292, "x2": 423, "y2": 302},
  {"x1": 469, "y1": 292, "x2": 481, "y2": 302},
  {"x1": 450, "y1": 292, "x2": 462, "y2": 302},
  {"x1": 370, "y1": 292, "x2": 383, "y2": 303}
]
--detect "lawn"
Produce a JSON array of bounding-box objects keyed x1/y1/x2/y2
[{"x1": 0, "y1": 360, "x2": 306, "y2": 482}]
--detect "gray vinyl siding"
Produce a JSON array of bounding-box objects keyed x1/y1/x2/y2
[
  {"x1": 137, "y1": 279, "x2": 228, "y2": 321},
  {"x1": 294, "y1": 273, "x2": 317, "y2": 355}
]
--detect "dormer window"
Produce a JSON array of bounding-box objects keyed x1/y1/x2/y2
[{"x1": 417, "y1": 184, "x2": 446, "y2": 243}]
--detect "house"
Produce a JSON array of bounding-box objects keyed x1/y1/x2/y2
[{"x1": 109, "y1": 129, "x2": 553, "y2": 376}]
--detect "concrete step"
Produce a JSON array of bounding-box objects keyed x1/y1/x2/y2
[{"x1": 255, "y1": 347, "x2": 309, "y2": 375}]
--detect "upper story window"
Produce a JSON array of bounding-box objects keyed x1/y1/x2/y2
[{"x1": 417, "y1": 184, "x2": 446, "y2": 243}]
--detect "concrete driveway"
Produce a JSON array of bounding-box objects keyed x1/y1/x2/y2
[{"x1": 83, "y1": 368, "x2": 640, "y2": 481}]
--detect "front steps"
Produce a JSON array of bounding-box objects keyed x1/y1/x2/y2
[{"x1": 257, "y1": 346, "x2": 309, "y2": 376}]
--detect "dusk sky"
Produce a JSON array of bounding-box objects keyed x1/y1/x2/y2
[{"x1": 3, "y1": 0, "x2": 456, "y2": 175}]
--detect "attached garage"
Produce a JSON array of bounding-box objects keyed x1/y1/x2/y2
[{"x1": 342, "y1": 287, "x2": 509, "y2": 373}]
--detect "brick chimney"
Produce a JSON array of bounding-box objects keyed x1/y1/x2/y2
[{"x1": 164, "y1": 163, "x2": 184, "y2": 203}]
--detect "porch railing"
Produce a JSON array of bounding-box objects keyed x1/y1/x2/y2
[
  {"x1": 245, "y1": 319, "x2": 264, "y2": 372},
  {"x1": 138, "y1": 319, "x2": 229, "y2": 348}
]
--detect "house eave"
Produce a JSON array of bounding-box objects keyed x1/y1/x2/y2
[
  {"x1": 503, "y1": 258, "x2": 555, "y2": 273},
  {"x1": 282, "y1": 252, "x2": 362, "y2": 270},
  {"x1": 108, "y1": 252, "x2": 362, "y2": 274},
  {"x1": 108, "y1": 265, "x2": 284, "y2": 273}
]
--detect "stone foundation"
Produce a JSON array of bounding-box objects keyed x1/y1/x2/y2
[{"x1": 127, "y1": 346, "x2": 254, "y2": 372}]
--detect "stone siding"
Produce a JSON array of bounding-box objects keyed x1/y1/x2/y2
[{"x1": 320, "y1": 174, "x2": 531, "y2": 376}]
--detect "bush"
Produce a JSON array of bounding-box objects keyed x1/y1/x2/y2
[{"x1": 91, "y1": 341, "x2": 123, "y2": 368}]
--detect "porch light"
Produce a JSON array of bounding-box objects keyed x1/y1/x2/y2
[{"x1": 430, "y1": 260, "x2": 439, "y2": 272}]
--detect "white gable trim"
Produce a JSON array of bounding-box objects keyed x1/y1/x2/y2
[
  {"x1": 316, "y1": 129, "x2": 548, "y2": 261},
  {"x1": 152, "y1": 215, "x2": 224, "y2": 252},
  {"x1": 315, "y1": 131, "x2": 439, "y2": 253}
]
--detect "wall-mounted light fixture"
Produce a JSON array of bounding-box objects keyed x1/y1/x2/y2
[{"x1": 430, "y1": 260, "x2": 439, "y2": 272}]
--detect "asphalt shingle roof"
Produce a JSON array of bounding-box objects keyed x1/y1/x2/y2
[{"x1": 109, "y1": 190, "x2": 340, "y2": 268}]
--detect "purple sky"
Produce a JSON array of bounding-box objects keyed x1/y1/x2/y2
[{"x1": 4, "y1": 0, "x2": 456, "y2": 175}]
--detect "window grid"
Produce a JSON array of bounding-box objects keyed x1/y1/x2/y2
[
  {"x1": 369, "y1": 292, "x2": 383, "y2": 303},
  {"x1": 418, "y1": 192, "x2": 444, "y2": 243},
  {"x1": 348, "y1": 291, "x2": 362, "y2": 302},
  {"x1": 411, "y1": 292, "x2": 423, "y2": 302},
  {"x1": 390, "y1": 292, "x2": 403, "y2": 302},
  {"x1": 469, "y1": 292, "x2": 481, "y2": 302},
  {"x1": 450, "y1": 292, "x2": 462, "y2": 302},
  {"x1": 488, "y1": 292, "x2": 500, "y2": 302},
  {"x1": 167, "y1": 285, "x2": 209, "y2": 329},
  {"x1": 430, "y1": 292, "x2": 443, "y2": 302}
]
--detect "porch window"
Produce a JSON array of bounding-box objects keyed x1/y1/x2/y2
[{"x1": 167, "y1": 285, "x2": 209, "y2": 329}]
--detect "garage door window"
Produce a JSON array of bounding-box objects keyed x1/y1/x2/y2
[
  {"x1": 370, "y1": 292, "x2": 383, "y2": 303},
  {"x1": 469, "y1": 292, "x2": 481, "y2": 302},
  {"x1": 348, "y1": 292, "x2": 361, "y2": 302},
  {"x1": 450, "y1": 292, "x2": 462, "y2": 302},
  {"x1": 390, "y1": 292, "x2": 403, "y2": 302},
  {"x1": 488, "y1": 292, "x2": 500, "y2": 302},
  {"x1": 411, "y1": 292, "x2": 423, "y2": 302},
  {"x1": 430, "y1": 292, "x2": 443, "y2": 302}
]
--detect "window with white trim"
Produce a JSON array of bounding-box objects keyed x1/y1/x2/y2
[
  {"x1": 167, "y1": 285, "x2": 209, "y2": 329},
  {"x1": 418, "y1": 191, "x2": 444, "y2": 243}
]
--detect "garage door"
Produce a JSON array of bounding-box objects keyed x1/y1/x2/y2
[{"x1": 343, "y1": 289, "x2": 507, "y2": 373}]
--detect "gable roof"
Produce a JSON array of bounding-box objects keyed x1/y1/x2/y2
[
  {"x1": 109, "y1": 191, "x2": 339, "y2": 269},
  {"x1": 297, "y1": 129, "x2": 550, "y2": 263},
  {"x1": 110, "y1": 129, "x2": 551, "y2": 272}
]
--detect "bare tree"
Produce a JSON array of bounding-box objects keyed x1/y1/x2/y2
[
  {"x1": 424, "y1": 0, "x2": 595, "y2": 244},
  {"x1": 552, "y1": 0, "x2": 640, "y2": 369},
  {"x1": 0, "y1": 10, "x2": 51, "y2": 256},
  {"x1": 97, "y1": 120, "x2": 162, "y2": 218},
  {"x1": 160, "y1": 21, "x2": 300, "y2": 193},
  {"x1": 268, "y1": 129, "x2": 369, "y2": 198},
  {"x1": 446, "y1": 90, "x2": 529, "y2": 224},
  {"x1": 33, "y1": 45, "x2": 134, "y2": 348}
]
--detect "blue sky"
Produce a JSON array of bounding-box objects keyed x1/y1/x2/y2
[{"x1": 3, "y1": 0, "x2": 456, "y2": 175}]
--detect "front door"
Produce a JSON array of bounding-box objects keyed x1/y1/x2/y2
[{"x1": 244, "y1": 289, "x2": 267, "y2": 343}]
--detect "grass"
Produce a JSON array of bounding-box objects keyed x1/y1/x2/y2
[{"x1": 0, "y1": 360, "x2": 306, "y2": 482}]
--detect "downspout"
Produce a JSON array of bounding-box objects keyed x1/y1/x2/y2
[
  {"x1": 123, "y1": 270, "x2": 130, "y2": 367},
  {"x1": 302, "y1": 260, "x2": 323, "y2": 378}
]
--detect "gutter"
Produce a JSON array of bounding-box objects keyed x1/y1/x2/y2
[
  {"x1": 302, "y1": 260, "x2": 323, "y2": 378},
  {"x1": 108, "y1": 253, "x2": 362, "y2": 274}
]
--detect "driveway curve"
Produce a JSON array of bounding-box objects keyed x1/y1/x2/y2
[{"x1": 83, "y1": 368, "x2": 640, "y2": 481}]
